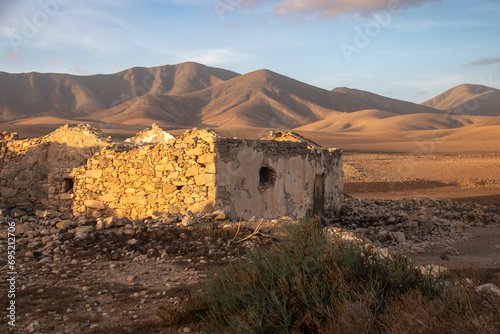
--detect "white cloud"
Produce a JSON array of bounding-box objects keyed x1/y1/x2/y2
[
  {"x1": 0, "y1": 26, "x2": 18, "y2": 38},
  {"x1": 180, "y1": 49, "x2": 251, "y2": 65}
]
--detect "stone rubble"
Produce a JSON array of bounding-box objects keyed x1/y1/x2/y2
[
  {"x1": 333, "y1": 197, "x2": 500, "y2": 254},
  {"x1": 124, "y1": 123, "x2": 175, "y2": 144},
  {"x1": 1, "y1": 198, "x2": 498, "y2": 269},
  {"x1": 1, "y1": 197, "x2": 499, "y2": 332}
]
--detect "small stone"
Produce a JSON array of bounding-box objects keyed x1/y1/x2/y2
[
  {"x1": 151, "y1": 211, "x2": 165, "y2": 219},
  {"x1": 444, "y1": 246, "x2": 459, "y2": 256},
  {"x1": 75, "y1": 226, "x2": 95, "y2": 234},
  {"x1": 95, "y1": 220, "x2": 105, "y2": 230},
  {"x1": 15, "y1": 224, "x2": 32, "y2": 234},
  {"x1": 182, "y1": 216, "x2": 194, "y2": 226},
  {"x1": 183, "y1": 327, "x2": 192, "y2": 333},
  {"x1": 127, "y1": 238, "x2": 138, "y2": 246},
  {"x1": 74, "y1": 232, "x2": 89, "y2": 240},
  {"x1": 10, "y1": 208, "x2": 25, "y2": 218},
  {"x1": 102, "y1": 216, "x2": 116, "y2": 228},
  {"x1": 56, "y1": 220, "x2": 73, "y2": 230},
  {"x1": 476, "y1": 283, "x2": 500, "y2": 299},
  {"x1": 392, "y1": 232, "x2": 406, "y2": 243},
  {"x1": 0, "y1": 209, "x2": 10, "y2": 218},
  {"x1": 440, "y1": 254, "x2": 450, "y2": 261},
  {"x1": 27, "y1": 321, "x2": 41, "y2": 332},
  {"x1": 126, "y1": 276, "x2": 135, "y2": 282},
  {"x1": 61, "y1": 232, "x2": 74, "y2": 240},
  {"x1": 214, "y1": 212, "x2": 226, "y2": 221},
  {"x1": 124, "y1": 228, "x2": 136, "y2": 235}
]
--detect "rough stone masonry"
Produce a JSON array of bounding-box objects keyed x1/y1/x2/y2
[{"x1": 0, "y1": 124, "x2": 343, "y2": 221}]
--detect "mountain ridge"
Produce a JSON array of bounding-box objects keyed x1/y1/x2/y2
[
  {"x1": 0, "y1": 63, "x2": 498, "y2": 132},
  {"x1": 421, "y1": 84, "x2": 500, "y2": 116}
]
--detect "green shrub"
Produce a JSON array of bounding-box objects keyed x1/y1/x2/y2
[{"x1": 158, "y1": 218, "x2": 499, "y2": 333}]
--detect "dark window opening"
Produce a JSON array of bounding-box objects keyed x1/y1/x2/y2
[
  {"x1": 259, "y1": 166, "x2": 276, "y2": 189},
  {"x1": 62, "y1": 178, "x2": 74, "y2": 193}
]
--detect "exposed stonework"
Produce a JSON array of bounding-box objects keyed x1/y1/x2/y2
[
  {"x1": 0, "y1": 124, "x2": 108, "y2": 217},
  {"x1": 262, "y1": 131, "x2": 322, "y2": 149},
  {"x1": 1, "y1": 124, "x2": 343, "y2": 221},
  {"x1": 0, "y1": 131, "x2": 18, "y2": 141},
  {"x1": 124, "y1": 123, "x2": 175, "y2": 145},
  {"x1": 72, "y1": 129, "x2": 219, "y2": 219}
]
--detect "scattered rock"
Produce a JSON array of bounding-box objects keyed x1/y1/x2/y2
[
  {"x1": 392, "y1": 232, "x2": 406, "y2": 243},
  {"x1": 476, "y1": 283, "x2": 500, "y2": 299},
  {"x1": 213, "y1": 211, "x2": 226, "y2": 221},
  {"x1": 75, "y1": 226, "x2": 95, "y2": 234},
  {"x1": 127, "y1": 238, "x2": 138, "y2": 246},
  {"x1": 182, "y1": 216, "x2": 194, "y2": 226},
  {"x1": 10, "y1": 208, "x2": 25, "y2": 217},
  {"x1": 27, "y1": 321, "x2": 41, "y2": 332},
  {"x1": 445, "y1": 246, "x2": 460, "y2": 256},
  {"x1": 61, "y1": 232, "x2": 74, "y2": 240},
  {"x1": 56, "y1": 220, "x2": 73, "y2": 230}
]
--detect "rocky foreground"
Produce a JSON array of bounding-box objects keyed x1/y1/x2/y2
[{"x1": 1, "y1": 198, "x2": 499, "y2": 333}]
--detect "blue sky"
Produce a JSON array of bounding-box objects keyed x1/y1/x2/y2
[{"x1": 0, "y1": 0, "x2": 499, "y2": 103}]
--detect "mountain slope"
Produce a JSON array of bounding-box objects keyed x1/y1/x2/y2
[
  {"x1": 188, "y1": 69, "x2": 372, "y2": 128},
  {"x1": 332, "y1": 87, "x2": 439, "y2": 115},
  {"x1": 0, "y1": 62, "x2": 240, "y2": 122},
  {"x1": 99, "y1": 69, "x2": 378, "y2": 129},
  {"x1": 421, "y1": 84, "x2": 500, "y2": 116},
  {"x1": 0, "y1": 63, "x2": 497, "y2": 132},
  {"x1": 295, "y1": 110, "x2": 485, "y2": 132},
  {"x1": 294, "y1": 109, "x2": 398, "y2": 132}
]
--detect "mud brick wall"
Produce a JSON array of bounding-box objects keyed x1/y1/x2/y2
[
  {"x1": 72, "y1": 130, "x2": 217, "y2": 219},
  {"x1": 0, "y1": 125, "x2": 105, "y2": 217}
]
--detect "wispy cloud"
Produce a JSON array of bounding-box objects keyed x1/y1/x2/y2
[
  {"x1": 465, "y1": 57, "x2": 500, "y2": 66},
  {"x1": 68, "y1": 67, "x2": 90, "y2": 74},
  {"x1": 274, "y1": 0, "x2": 440, "y2": 19},
  {"x1": 180, "y1": 49, "x2": 251, "y2": 65},
  {"x1": 5, "y1": 51, "x2": 22, "y2": 61}
]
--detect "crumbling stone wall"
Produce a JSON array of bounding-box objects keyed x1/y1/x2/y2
[
  {"x1": 1, "y1": 125, "x2": 343, "y2": 221},
  {"x1": 0, "y1": 125, "x2": 106, "y2": 217},
  {"x1": 71, "y1": 129, "x2": 218, "y2": 219},
  {"x1": 214, "y1": 139, "x2": 343, "y2": 220}
]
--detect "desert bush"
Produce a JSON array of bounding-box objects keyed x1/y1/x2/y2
[{"x1": 158, "y1": 218, "x2": 499, "y2": 333}]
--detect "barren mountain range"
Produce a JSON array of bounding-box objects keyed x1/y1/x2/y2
[{"x1": 0, "y1": 62, "x2": 498, "y2": 135}]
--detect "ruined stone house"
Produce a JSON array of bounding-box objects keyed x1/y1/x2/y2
[{"x1": 0, "y1": 124, "x2": 343, "y2": 221}]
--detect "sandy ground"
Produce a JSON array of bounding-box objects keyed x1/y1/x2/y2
[{"x1": 343, "y1": 153, "x2": 500, "y2": 205}]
